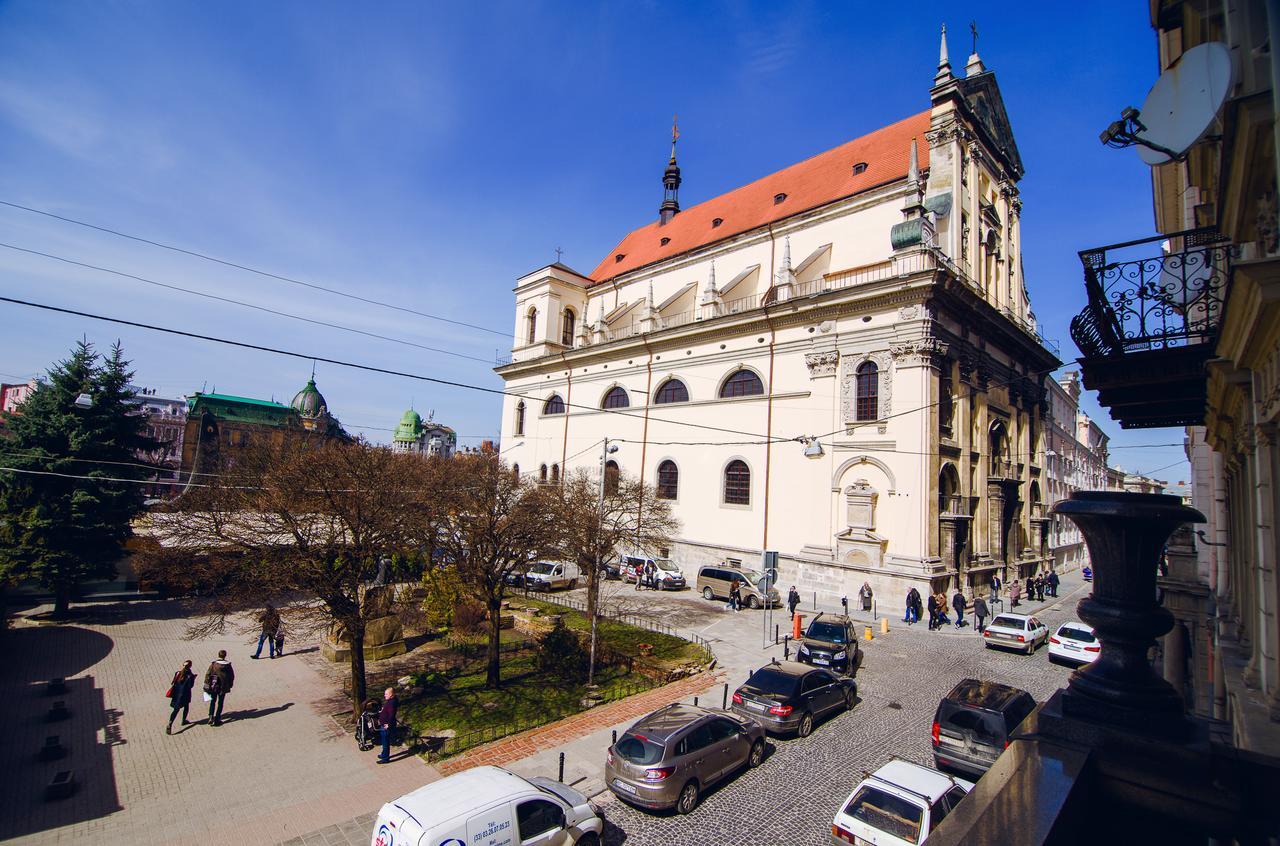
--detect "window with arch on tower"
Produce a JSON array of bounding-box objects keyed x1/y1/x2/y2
[
  {"x1": 539, "y1": 464, "x2": 548, "y2": 483},
  {"x1": 654, "y1": 378, "x2": 689, "y2": 404},
  {"x1": 723, "y1": 460, "x2": 750, "y2": 505},
  {"x1": 543, "y1": 394, "x2": 565, "y2": 415},
  {"x1": 719, "y1": 369, "x2": 763, "y2": 399},
  {"x1": 561, "y1": 308, "x2": 575, "y2": 346},
  {"x1": 855, "y1": 361, "x2": 879, "y2": 421},
  {"x1": 656, "y1": 460, "x2": 678, "y2": 500},
  {"x1": 602, "y1": 387, "x2": 629, "y2": 409},
  {"x1": 514, "y1": 401, "x2": 526, "y2": 435},
  {"x1": 526, "y1": 307, "x2": 538, "y2": 345},
  {"x1": 604, "y1": 459, "x2": 620, "y2": 495},
  {"x1": 551, "y1": 464, "x2": 560, "y2": 484}
]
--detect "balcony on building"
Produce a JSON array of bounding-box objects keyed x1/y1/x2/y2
[{"x1": 1069, "y1": 228, "x2": 1233, "y2": 429}]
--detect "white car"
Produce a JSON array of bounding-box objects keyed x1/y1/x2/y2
[
  {"x1": 1048, "y1": 621, "x2": 1101, "y2": 665},
  {"x1": 982, "y1": 613, "x2": 1048, "y2": 655},
  {"x1": 830, "y1": 758, "x2": 973, "y2": 846},
  {"x1": 524, "y1": 561, "x2": 580, "y2": 591}
]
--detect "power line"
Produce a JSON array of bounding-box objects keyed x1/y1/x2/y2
[
  {"x1": 0, "y1": 295, "x2": 791, "y2": 444},
  {"x1": 0, "y1": 198, "x2": 510, "y2": 337},
  {"x1": 1, "y1": 242, "x2": 497, "y2": 366}
]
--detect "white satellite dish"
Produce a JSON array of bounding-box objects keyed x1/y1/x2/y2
[{"x1": 1136, "y1": 42, "x2": 1233, "y2": 166}]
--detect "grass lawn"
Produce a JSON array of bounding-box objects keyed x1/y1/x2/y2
[{"x1": 518, "y1": 597, "x2": 707, "y2": 669}]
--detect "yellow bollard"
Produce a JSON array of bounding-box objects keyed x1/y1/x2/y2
[
  {"x1": 880, "y1": 617, "x2": 889, "y2": 635},
  {"x1": 863, "y1": 625, "x2": 874, "y2": 641}
]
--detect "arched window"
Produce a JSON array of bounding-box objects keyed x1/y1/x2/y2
[
  {"x1": 939, "y1": 369, "x2": 954, "y2": 435},
  {"x1": 602, "y1": 387, "x2": 629, "y2": 409},
  {"x1": 514, "y1": 401, "x2": 526, "y2": 435},
  {"x1": 512, "y1": 463, "x2": 520, "y2": 479},
  {"x1": 543, "y1": 394, "x2": 565, "y2": 415},
  {"x1": 604, "y1": 459, "x2": 620, "y2": 495},
  {"x1": 551, "y1": 463, "x2": 560, "y2": 484},
  {"x1": 723, "y1": 460, "x2": 750, "y2": 505},
  {"x1": 561, "y1": 308, "x2": 575, "y2": 346},
  {"x1": 654, "y1": 378, "x2": 689, "y2": 404},
  {"x1": 539, "y1": 464, "x2": 548, "y2": 483},
  {"x1": 720, "y1": 369, "x2": 764, "y2": 399},
  {"x1": 656, "y1": 460, "x2": 678, "y2": 500},
  {"x1": 855, "y1": 361, "x2": 879, "y2": 421},
  {"x1": 526, "y1": 307, "x2": 538, "y2": 345},
  {"x1": 939, "y1": 463, "x2": 961, "y2": 514}
]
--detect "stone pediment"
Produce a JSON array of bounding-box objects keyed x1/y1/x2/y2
[{"x1": 957, "y1": 73, "x2": 1023, "y2": 179}]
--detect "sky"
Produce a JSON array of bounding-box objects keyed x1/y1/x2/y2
[{"x1": 0, "y1": 1, "x2": 1191, "y2": 483}]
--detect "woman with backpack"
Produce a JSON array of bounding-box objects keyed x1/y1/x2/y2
[{"x1": 166, "y1": 660, "x2": 196, "y2": 734}]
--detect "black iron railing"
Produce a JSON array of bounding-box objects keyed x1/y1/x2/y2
[{"x1": 1071, "y1": 228, "x2": 1233, "y2": 358}]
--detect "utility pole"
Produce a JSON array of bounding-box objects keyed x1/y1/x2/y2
[{"x1": 589, "y1": 437, "x2": 619, "y2": 686}]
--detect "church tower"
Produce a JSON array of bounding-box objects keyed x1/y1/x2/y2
[{"x1": 659, "y1": 116, "x2": 681, "y2": 225}]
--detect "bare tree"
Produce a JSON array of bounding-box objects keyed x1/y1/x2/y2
[
  {"x1": 429, "y1": 453, "x2": 559, "y2": 688},
  {"x1": 139, "y1": 437, "x2": 424, "y2": 717}
]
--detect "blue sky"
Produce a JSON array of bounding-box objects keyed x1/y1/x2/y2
[{"x1": 0, "y1": 1, "x2": 1190, "y2": 482}]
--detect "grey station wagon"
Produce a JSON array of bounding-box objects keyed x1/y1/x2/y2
[{"x1": 605, "y1": 704, "x2": 766, "y2": 814}]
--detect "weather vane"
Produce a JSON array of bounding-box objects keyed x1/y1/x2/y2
[
  {"x1": 671, "y1": 114, "x2": 679, "y2": 159},
  {"x1": 970, "y1": 21, "x2": 978, "y2": 54}
]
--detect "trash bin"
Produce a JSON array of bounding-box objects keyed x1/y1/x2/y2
[{"x1": 793, "y1": 613, "x2": 805, "y2": 640}]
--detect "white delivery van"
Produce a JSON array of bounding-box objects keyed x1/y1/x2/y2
[
  {"x1": 523, "y1": 562, "x2": 580, "y2": 591},
  {"x1": 372, "y1": 765, "x2": 602, "y2": 846}
]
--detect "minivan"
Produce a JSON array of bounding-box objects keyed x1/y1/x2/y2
[
  {"x1": 931, "y1": 679, "x2": 1036, "y2": 778},
  {"x1": 696, "y1": 564, "x2": 780, "y2": 608},
  {"x1": 524, "y1": 562, "x2": 580, "y2": 591},
  {"x1": 372, "y1": 765, "x2": 603, "y2": 846},
  {"x1": 623, "y1": 555, "x2": 686, "y2": 590}
]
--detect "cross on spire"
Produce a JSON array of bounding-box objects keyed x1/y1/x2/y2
[
  {"x1": 554, "y1": 246, "x2": 564, "y2": 263},
  {"x1": 970, "y1": 21, "x2": 978, "y2": 54},
  {"x1": 671, "y1": 114, "x2": 679, "y2": 161}
]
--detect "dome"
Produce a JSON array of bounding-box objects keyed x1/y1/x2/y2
[
  {"x1": 291, "y1": 378, "x2": 327, "y2": 418},
  {"x1": 394, "y1": 408, "x2": 424, "y2": 442}
]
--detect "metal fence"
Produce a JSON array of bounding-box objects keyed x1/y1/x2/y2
[{"x1": 525, "y1": 589, "x2": 716, "y2": 664}]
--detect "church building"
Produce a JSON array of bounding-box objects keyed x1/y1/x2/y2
[{"x1": 496, "y1": 32, "x2": 1059, "y2": 604}]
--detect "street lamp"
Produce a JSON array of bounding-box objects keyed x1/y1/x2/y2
[
  {"x1": 800, "y1": 436, "x2": 825, "y2": 458},
  {"x1": 589, "y1": 438, "x2": 620, "y2": 686}
]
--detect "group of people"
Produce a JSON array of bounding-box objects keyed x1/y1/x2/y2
[
  {"x1": 632, "y1": 560, "x2": 659, "y2": 591},
  {"x1": 1008, "y1": 571, "x2": 1059, "y2": 608},
  {"x1": 899, "y1": 568, "x2": 1062, "y2": 634}
]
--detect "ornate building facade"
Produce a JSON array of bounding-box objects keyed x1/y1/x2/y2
[
  {"x1": 1044, "y1": 372, "x2": 1113, "y2": 575},
  {"x1": 391, "y1": 408, "x2": 456, "y2": 458},
  {"x1": 497, "y1": 34, "x2": 1058, "y2": 604}
]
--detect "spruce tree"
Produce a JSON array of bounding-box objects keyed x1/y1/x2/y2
[{"x1": 0, "y1": 340, "x2": 158, "y2": 615}]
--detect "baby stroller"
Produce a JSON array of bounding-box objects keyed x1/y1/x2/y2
[
  {"x1": 356, "y1": 699, "x2": 380, "y2": 751},
  {"x1": 1082, "y1": 566, "x2": 1093, "y2": 583}
]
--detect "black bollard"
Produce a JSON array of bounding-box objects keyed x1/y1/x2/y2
[
  {"x1": 722, "y1": 683, "x2": 728, "y2": 709},
  {"x1": 784, "y1": 635, "x2": 790, "y2": 660},
  {"x1": 693, "y1": 696, "x2": 698, "y2": 707},
  {"x1": 558, "y1": 752, "x2": 565, "y2": 782},
  {"x1": 611, "y1": 729, "x2": 617, "y2": 745},
  {"x1": 775, "y1": 624, "x2": 779, "y2": 644}
]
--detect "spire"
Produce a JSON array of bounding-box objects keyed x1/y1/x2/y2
[
  {"x1": 707, "y1": 260, "x2": 717, "y2": 293},
  {"x1": 965, "y1": 21, "x2": 985, "y2": 76},
  {"x1": 934, "y1": 23, "x2": 953, "y2": 85},
  {"x1": 647, "y1": 281, "x2": 655, "y2": 307},
  {"x1": 776, "y1": 236, "x2": 796, "y2": 287},
  {"x1": 908, "y1": 136, "x2": 920, "y2": 185},
  {"x1": 659, "y1": 115, "x2": 682, "y2": 225}
]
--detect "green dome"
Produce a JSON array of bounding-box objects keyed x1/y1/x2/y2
[
  {"x1": 394, "y1": 408, "x2": 424, "y2": 442},
  {"x1": 291, "y1": 378, "x2": 327, "y2": 418}
]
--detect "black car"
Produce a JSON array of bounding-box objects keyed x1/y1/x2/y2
[
  {"x1": 729, "y1": 660, "x2": 857, "y2": 738},
  {"x1": 795, "y1": 614, "x2": 860, "y2": 675},
  {"x1": 931, "y1": 679, "x2": 1036, "y2": 778}
]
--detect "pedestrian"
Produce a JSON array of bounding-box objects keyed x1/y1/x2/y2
[
  {"x1": 376, "y1": 686, "x2": 398, "y2": 764},
  {"x1": 926, "y1": 592, "x2": 938, "y2": 630},
  {"x1": 253, "y1": 603, "x2": 281, "y2": 659},
  {"x1": 1035, "y1": 574, "x2": 1045, "y2": 602},
  {"x1": 859, "y1": 582, "x2": 873, "y2": 612},
  {"x1": 166, "y1": 659, "x2": 196, "y2": 734},
  {"x1": 907, "y1": 587, "x2": 921, "y2": 625},
  {"x1": 729, "y1": 579, "x2": 742, "y2": 612},
  {"x1": 787, "y1": 586, "x2": 800, "y2": 619},
  {"x1": 952, "y1": 590, "x2": 967, "y2": 628},
  {"x1": 203, "y1": 649, "x2": 234, "y2": 727},
  {"x1": 1010, "y1": 580, "x2": 1021, "y2": 609},
  {"x1": 914, "y1": 592, "x2": 924, "y2": 626},
  {"x1": 642, "y1": 561, "x2": 655, "y2": 590},
  {"x1": 934, "y1": 592, "x2": 950, "y2": 627},
  {"x1": 903, "y1": 588, "x2": 914, "y2": 624},
  {"x1": 1048, "y1": 570, "x2": 1060, "y2": 598},
  {"x1": 990, "y1": 574, "x2": 1002, "y2": 604},
  {"x1": 973, "y1": 596, "x2": 989, "y2": 633}
]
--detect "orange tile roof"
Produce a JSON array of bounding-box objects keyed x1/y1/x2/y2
[{"x1": 589, "y1": 109, "x2": 933, "y2": 285}]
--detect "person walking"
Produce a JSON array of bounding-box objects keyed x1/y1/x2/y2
[
  {"x1": 253, "y1": 603, "x2": 281, "y2": 659},
  {"x1": 952, "y1": 590, "x2": 967, "y2": 629},
  {"x1": 204, "y1": 650, "x2": 234, "y2": 727},
  {"x1": 990, "y1": 574, "x2": 1002, "y2": 604},
  {"x1": 1035, "y1": 574, "x2": 1045, "y2": 602},
  {"x1": 1010, "y1": 580, "x2": 1022, "y2": 610},
  {"x1": 913, "y1": 591, "x2": 924, "y2": 627},
  {"x1": 903, "y1": 588, "x2": 915, "y2": 624},
  {"x1": 729, "y1": 579, "x2": 742, "y2": 612},
  {"x1": 973, "y1": 595, "x2": 989, "y2": 633},
  {"x1": 906, "y1": 587, "x2": 921, "y2": 625},
  {"x1": 787, "y1": 586, "x2": 801, "y2": 620},
  {"x1": 1048, "y1": 569, "x2": 1060, "y2": 598},
  {"x1": 376, "y1": 686, "x2": 399, "y2": 764},
  {"x1": 859, "y1": 582, "x2": 873, "y2": 613},
  {"x1": 166, "y1": 660, "x2": 196, "y2": 734},
  {"x1": 926, "y1": 592, "x2": 938, "y2": 630},
  {"x1": 934, "y1": 592, "x2": 950, "y2": 627}
]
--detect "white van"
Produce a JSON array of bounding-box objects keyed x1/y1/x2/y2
[
  {"x1": 621, "y1": 555, "x2": 686, "y2": 590},
  {"x1": 523, "y1": 562, "x2": 580, "y2": 591},
  {"x1": 372, "y1": 765, "x2": 602, "y2": 846}
]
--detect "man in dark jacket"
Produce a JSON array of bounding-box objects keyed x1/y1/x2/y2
[
  {"x1": 973, "y1": 596, "x2": 989, "y2": 633},
  {"x1": 253, "y1": 604, "x2": 281, "y2": 659},
  {"x1": 787, "y1": 586, "x2": 801, "y2": 619},
  {"x1": 1048, "y1": 570, "x2": 1060, "y2": 598},
  {"x1": 952, "y1": 591, "x2": 967, "y2": 628},
  {"x1": 926, "y1": 593, "x2": 938, "y2": 630},
  {"x1": 377, "y1": 686, "x2": 398, "y2": 763},
  {"x1": 204, "y1": 650, "x2": 234, "y2": 726}
]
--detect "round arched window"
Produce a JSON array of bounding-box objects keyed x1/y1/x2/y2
[
  {"x1": 655, "y1": 379, "x2": 689, "y2": 404},
  {"x1": 657, "y1": 460, "x2": 678, "y2": 500},
  {"x1": 602, "y1": 387, "x2": 630, "y2": 409},
  {"x1": 719, "y1": 369, "x2": 764, "y2": 399},
  {"x1": 543, "y1": 394, "x2": 565, "y2": 415}
]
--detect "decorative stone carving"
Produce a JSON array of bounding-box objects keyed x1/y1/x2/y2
[
  {"x1": 805, "y1": 350, "x2": 839, "y2": 379},
  {"x1": 840, "y1": 352, "x2": 894, "y2": 424},
  {"x1": 897, "y1": 304, "x2": 921, "y2": 321},
  {"x1": 1257, "y1": 189, "x2": 1278, "y2": 257},
  {"x1": 835, "y1": 479, "x2": 886, "y2": 570},
  {"x1": 891, "y1": 337, "x2": 949, "y2": 369}
]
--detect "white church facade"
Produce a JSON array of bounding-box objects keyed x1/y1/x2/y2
[{"x1": 496, "y1": 33, "x2": 1059, "y2": 605}]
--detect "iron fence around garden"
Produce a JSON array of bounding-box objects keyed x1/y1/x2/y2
[{"x1": 522, "y1": 588, "x2": 716, "y2": 664}]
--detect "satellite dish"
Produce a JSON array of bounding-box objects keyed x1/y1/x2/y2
[{"x1": 1137, "y1": 42, "x2": 1233, "y2": 166}]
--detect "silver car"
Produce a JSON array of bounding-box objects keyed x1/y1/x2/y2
[{"x1": 605, "y1": 704, "x2": 766, "y2": 814}]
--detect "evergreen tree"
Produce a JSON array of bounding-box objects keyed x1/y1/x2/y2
[{"x1": 0, "y1": 340, "x2": 158, "y2": 615}]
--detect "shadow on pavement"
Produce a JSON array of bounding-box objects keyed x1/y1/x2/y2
[
  {"x1": 222, "y1": 702, "x2": 294, "y2": 722},
  {"x1": 0, "y1": 625, "x2": 122, "y2": 840}
]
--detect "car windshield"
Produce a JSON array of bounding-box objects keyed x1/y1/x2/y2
[
  {"x1": 842, "y1": 785, "x2": 923, "y2": 842},
  {"x1": 616, "y1": 734, "x2": 664, "y2": 765},
  {"x1": 806, "y1": 621, "x2": 847, "y2": 644},
  {"x1": 1058, "y1": 626, "x2": 1096, "y2": 643},
  {"x1": 990, "y1": 615, "x2": 1025, "y2": 630},
  {"x1": 738, "y1": 569, "x2": 763, "y2": 583},
  {"x1": 528, "y1": 563, "x2": 555, "y2": 575},
  {"x1": 655, "y1": 559, "x2": 678, "y2": 573},
  {"x1": 743, "y1": 668, "x2": 799, "y2": 697}
]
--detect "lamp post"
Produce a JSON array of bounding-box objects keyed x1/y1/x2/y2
[{"x1": 589, "y1": 438, "x2": 620, "y2": 686}]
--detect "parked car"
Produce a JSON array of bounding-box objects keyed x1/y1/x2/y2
[
  {"x1": 601, "y1": 558, "x2": 623, "y2": 580},
  {"x1": 373, "y1": 764, "x2": 603, "y2": 846},
  {"x1": 931, "y1": 678, "x2": 1036, "y2": 778},
  {"x1": 982, "y1": 613, "x2": 1048, "y2": 655},
  {"x1": 1048, "y1": 621, "x2": 1101, "y2": 665},
  {"x1": 622, "y1": 555, "x2": 687, "y2": 590},
  {"x1": 830, "y1": 758, "x2": 974, "y2": 846},
  {"x1": 696, "y1": 564, "x2": 780, "y2": 608},
  {"x1": 524, "y1": 561, "x2": 580, "y2": 591},
  {"x1": 605, "y1": 704, "x2": 765, "y2": 814},
  {"x1": 795, "y1": 614, "x2": 860, "y2": 675},
  {"x1": 730, "y1": 660, "x2": 857, "y2": 737}
]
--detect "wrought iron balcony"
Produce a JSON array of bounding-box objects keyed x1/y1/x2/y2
[{"x1": 1069, "y1": 228, "x2": 1234, "y2": 429}]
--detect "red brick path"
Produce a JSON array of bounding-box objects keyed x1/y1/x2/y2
[{"x1": 438, "y1": 670, "x2": 724, "y2": 775}]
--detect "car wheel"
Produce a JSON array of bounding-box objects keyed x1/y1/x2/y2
[
  {"x1": 843, "y1": 688, "x2": 855, "y2": 711},
  {"x1": 676, "y1": 780, "x2": 700, "y2": 815},
  {"x1": 575, "y1": 834, "x2": 600, "y2": 846},
  {"x1": 747, "y1": 595, "x2": 761, "y2": 610},
  {"x1": 748, "y1": 739, "x2": 764, "y2": 768},
  {"x1": 797, "y1": 712, "x2": 814, "y2": 738},
  {"x1": 702, "y1": 587, "x2": 715, "y2": 601}
]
